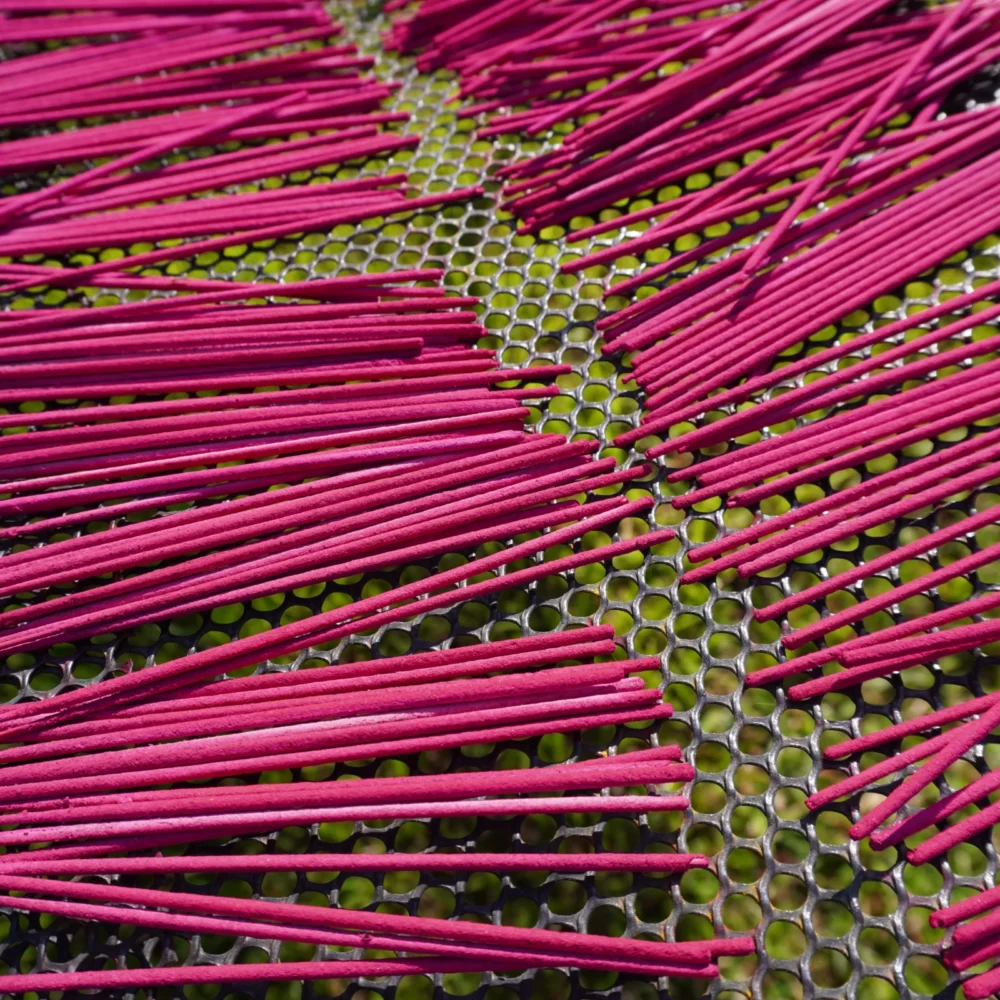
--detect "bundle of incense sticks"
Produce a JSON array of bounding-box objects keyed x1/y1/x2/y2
[
  {"x1": 0, "y1": 628, "x2": 682, "y2": 838},
  {"x1": 0, "y1": 1, "x2": 471, "y2": 289},
  {"x1": 0, "y1": 626, "x2": 759, "y2": 989},
  {"x1": 386, "y1": 1, "x2": 1000, "y2": 455},
  {"x1": 0, "y1": 269, "x2": 654, "y2": 667},
  {"x1": 389, "y1": 0, "x2": 997, "y2": 221}
]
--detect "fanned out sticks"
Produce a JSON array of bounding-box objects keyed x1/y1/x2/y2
[
  {"x1": 0, "y1": 267, "x2": 634, "y2": 664},
  {"x1": 926, "y1": 890, "x2": 1000, "y2": 998},
  {"x1": 0, "y1": 326, "x2": 761, "y2": 969},
  {"x1": 0, "y1": 626, "x2": 753, "y2": 992},
  {"x1": 386, "y1": 0, "x2": 1000, "y2": 462},
  {"x1": 0, "y1": 0, "x2": 479, "y2": 291},
  {"x1": 0, "y1": 622, "x2": 757, "y2": 987}
]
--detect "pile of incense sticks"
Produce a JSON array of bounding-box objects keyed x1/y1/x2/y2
[
  {"x1": 388, "y1": 0, "x2": 1000, "y2": 447},
  {"x1": 383, "y1": 0, "x2": 715, "y2": 125},
  {"x1": 0, "y1": 625, "x2": 759, "y2": 991},
  {"x1": 0, "y1": 41, "x2": 754, "y2": 976},
  {"x1": 0, "y1": 0, "x2": 481, "y2": 291},
  {"x1": 0, "y1": 267, "x2": 640, "y2": 659}
]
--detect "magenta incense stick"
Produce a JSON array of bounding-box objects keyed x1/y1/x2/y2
[{"x1": 0, "y1": 851, "x2": 707, "y2": 876}]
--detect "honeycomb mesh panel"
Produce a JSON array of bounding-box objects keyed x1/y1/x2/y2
[{"x1": 0, "y1": 6, "x2": 999, "y2": 1000}]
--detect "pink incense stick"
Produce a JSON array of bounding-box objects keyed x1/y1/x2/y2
[
  {"x1": 931, "y1": 887, "x2": 1000, "y2": 928},
  {"x1": 0, "y1": 369, "x2": 560, "y2": 430},
  {"x1": 89, "y1": 640, "x2": 624, "y2": 719},
  {"x1": 686, "y1": 440, "x2": 1000, "y2": 589},
  {"x1": 0, "y1": 796, "x2": 693, "y2": 849},
  {"x1": 736, "y1": 456, "x2": 1000, "y2": 578},
  {"x1": 0, "y1": 755, "x2": 690, "y2": 829},
  {"x1": 954, "y1": 909, "x2": 1000, "y2": 948},
  {"x1": 642, "y1": 279, "x2": 1000, "y2": 455},
  {"x1": 824, "y1": 692, "x2": 1000, "y2": 760},
  {"x1": 0, "y1": 849, "x2": 707, "y2": 876},
  {"x1": 838, "y1": 617, "x2": 1000, "y2": 666},
  {"x1": 805, "y1": 732, "x2": 948, "y2": 812},
  {"x1": 88, "y1": 513, "x2": 666, "y2": 720},
  {"x1": 0, "y1": 894, "x2": 715, "y2": 979},
  {"x1": 0, "y1": 436, "x2": 592, "y2": 587},
  {"x1": 18, "y1": 663, "x2": 633, "y2": 747},
  {"x1": 943, "y1": 936, "x2": 1000, "y2": 974},
  {"x1": 0, "y1": 961, "x2": 539, "y2": 992},
  {"x1": 141, "y1": 622, "x2": 620, "y2": 702},
  {"x1": 0, "y1": 874, "x2": 750, "y2": 967},
  {"x1": 0, "y1": 795, "x2": 690, "y2": 844},
  {"x1": 666, "y1": 350, "x2": 1000, "y2": 488},
  {"x1": 0, "y1": 358, "x2": 503, "y2": 405},
  {"x1": 756, "y1": 497, "x2": 1000, "y2": 623},
  {"x1": 638, "y1": 143, "x2": 1000, "y2": 412},
  {"x1": 684, "y1": 423, "x2": 1000, "y2": 584},
  {"x1": 141, "y1": 625, "x2": 620, "y2": 713},
  {"x1": 0, "y1": 411, "x2": 526, "y2": 497},
  {"x1": 667, "y1": 365, "x2": 1000, "y2": 510},
  {"x1": 787, "y1": 652, "x2": 958, "y2": 702},
  {"x1": 0, "y1": 405, "x2": 525, "y2": 483}
]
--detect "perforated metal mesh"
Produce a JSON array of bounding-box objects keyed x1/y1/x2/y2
[{"x1": 2, "y1": 5, "x2": 1000, "y2": 1000}]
